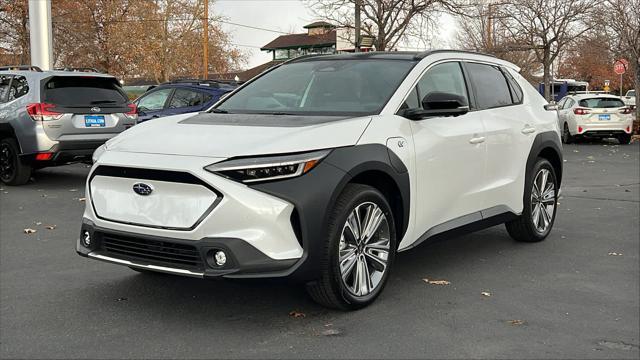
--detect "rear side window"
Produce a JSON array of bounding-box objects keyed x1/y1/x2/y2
[
  {"x1": 137, "y1": 88, "x2": 172, "y2": 111},
  {"x1": 0, "y1": 75, "x2": 12, "y2": 103},
  {"x1": 169, "y1": 89, "x2": 206, "y2": 108},
  {"x1": 465, "y1": 62, "x2": 512, "y2": 109},
  {"x1": 43, "y1": 76, "x2": 128, "y2": 106},
  {"x1": 9, "y1": 76, "x2": 29, "y2": 101},
  {"x1": 578, "y1": 98, "x2": 625, "y2": 108}
]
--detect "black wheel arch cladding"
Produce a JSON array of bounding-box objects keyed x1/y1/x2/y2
[
  {"x1": 250, "y1": 144, "x2": 410, "y2": 281},
  {"x1": 526, "y1": 131, "x2": 563, "y2": 186}
]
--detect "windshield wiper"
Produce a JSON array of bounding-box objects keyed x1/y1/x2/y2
[
  {"x1": 209, "y1": 108, "x2": 228, "y2": 114},
  {"x1": 255, "y1": 112, "x2": 296, "y2": 115}
]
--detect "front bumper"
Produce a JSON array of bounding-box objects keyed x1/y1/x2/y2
[{"x1": 76, "y1": 220, "x2": 298, "y2": 278}]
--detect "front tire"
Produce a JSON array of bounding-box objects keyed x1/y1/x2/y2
[
  {"x1": 306, "y1": 184, "x2": 396, "y2": 310},
  {"x1": 0, "y1": 138, "x2": 31, "y2": 186},
  {"x1": 506, "y1": 158, "x2": 558, "y2": 242}
]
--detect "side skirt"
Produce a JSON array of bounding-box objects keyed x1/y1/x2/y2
[{"x1": 399, "y1": 205, "x2": 519, "y2": 252}]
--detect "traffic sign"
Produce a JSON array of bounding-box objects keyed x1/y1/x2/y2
[
  {"x1": 604, "y1": 80, "x2": 610, "y2": 86},
  {"x1": 614, "y1": 59, "x2": 627, "y2": 75}
]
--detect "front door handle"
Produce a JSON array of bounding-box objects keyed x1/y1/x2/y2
[
  {"x1": 522, "y1": 125, "x2": 536, "y2": 134},
  {"x1": 469, "y1": 136, "x2": 486, "y2": 144}
]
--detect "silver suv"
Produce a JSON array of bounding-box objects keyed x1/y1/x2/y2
[{"x1": 0, "y1": 66, "x2": 137, "y2": 185}]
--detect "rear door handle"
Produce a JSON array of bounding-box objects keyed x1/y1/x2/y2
[
  {"x1": 522, "y1": 125, "x2": 536, "y2": 134},
  {"x1": 469, "y1": 136, "x2": 485, "y2": 144}
]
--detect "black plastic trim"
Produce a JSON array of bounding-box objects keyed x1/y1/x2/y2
[
  {"x1": 526, "y1": 131, "x2": 563, "y2": 186},
  {"x1": 250, "y1": 144, "x2": 410, "y2": 281},
  {"x1": 77, "y1": 220, "x2": 298, "y2": 278}
]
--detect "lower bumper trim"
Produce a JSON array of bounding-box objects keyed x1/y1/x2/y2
[{"x1": 88, "y1": 252, "x2": 205, "y2": 278}]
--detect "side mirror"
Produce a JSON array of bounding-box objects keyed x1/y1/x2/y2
[
  {"x1": 403, "y1": 92, "x2": 469, "y2": 120},
  {"x1": 544, "y1": 104, "x2": 559, "y2": 111}
]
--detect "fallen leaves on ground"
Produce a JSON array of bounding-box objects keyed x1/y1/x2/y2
[
  {"x1": 423, "y1": 278, "x2": 450, "y2": 285},
  {"x1": 23, "y1": 228, "x2": 37, "y2": 234},
  {"x1": 45, "y1": 225, "x2": 57, "y2": 230},
  {"x1": 508, "y1": 319, "x2": 525, "y2": 325},
  {"x1": 481, "y1": 291, "x2": 492, "y2": 297},
  {"x1": 608, "y1": 252, "x2": 623, "y2": 256},
  {"x1": 78, "y1": 197, "x2": 86, "y2": 202},
  {"x1": 35, "y1": 221, "x2": 42, "y2": 226},
  {"x1": 289, "y1": 310, "x2": 306, "y2": 318},
  {"x1": 69, "y1": 189, "x2": 78, "y2": 192}
]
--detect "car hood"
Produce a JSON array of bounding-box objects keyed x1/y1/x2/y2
[{"x1": 105, "y1": 112, "x2": 372, "y2": 158}]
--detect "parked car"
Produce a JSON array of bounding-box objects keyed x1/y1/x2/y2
[
  {"x1": 0, "y1": 66, "x2": 137, "y2": 185},
  {"x1": 81, "y1": 51, "x2": 563, "y2": 310},
  {"x1": 133, "y1": 80, "x2": 235, "y2": 122},
  {"x1": 557, "y1": 93, "x2": 634, "y2": 144},
  {"x1": 622, "y1": 89, "x2": 636, "y2": 108}
]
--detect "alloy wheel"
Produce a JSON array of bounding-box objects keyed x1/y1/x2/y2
[
  {"x1": 338, "y1": 202, "x2": 390, "y2": 297},
  {"x1": 531, "y1": 168, "x2": 556, "y2": 233}
]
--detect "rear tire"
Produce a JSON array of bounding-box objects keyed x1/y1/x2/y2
[
  {"x1": 0, "y1": 138, "x2": 31, "y2": 186},
  {"x1": 306, "y1": 184, "x2": 396, "y2": 310},
  {"x1": 617, "y1": 133, "x2": 632, "y2": 145},
  {"x1": 506, "y1": 158, "x2": 558, "y2": 242},
  {"x1": 562, "y1": 123, "x2": 574, "y2": 144}
]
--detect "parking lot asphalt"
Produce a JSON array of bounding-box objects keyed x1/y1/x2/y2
[{"x1": 1, "y1": 141, "x2": 638, "y2": 359}]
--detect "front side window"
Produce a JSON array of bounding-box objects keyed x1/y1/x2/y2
[
  {"x1": 169, "y1": 89, "x2": 205, "y2": 108},
  {"x1": 217, "y1": 59, "x2": 416, "y2": 116},
  {"x1": 465, "y1": 62, "x2": 512, "y2": 109},
  {"x1": 416, "y1": 62, "x2": 468, "y2": 106},
  {"x1": 137, "y1": 88, "x2": 173, "y2": 111}
]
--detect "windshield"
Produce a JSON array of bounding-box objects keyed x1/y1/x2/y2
[
  {"x1": 578, "y1": 98, "x2": 625, "y2": 108},
  {"x1": 217, "y1": 59, "x2": 416, "y2": 116}
]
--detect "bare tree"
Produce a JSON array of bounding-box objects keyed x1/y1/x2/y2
[
  {"x1": 605, "y1": 0, "x2": 639, "y2": 124},
  {"x1": 305, "y1": 0, "x2": 462, "y2": 51},
  {"x1": 493, "y1": 0, "x2": 599, "y2": 100},
  {"x1": 0, "y1": 0, "x2": 29, "y2": 64}
]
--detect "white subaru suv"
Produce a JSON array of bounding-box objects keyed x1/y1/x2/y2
[{"x1": 79, "y1": 51, "x2": 563, "y2": 310}]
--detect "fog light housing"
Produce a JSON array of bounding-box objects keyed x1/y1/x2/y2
[
  {"x1": 214, "y1": 250, "x2": 227, "y2": 266},
  {"x1": 82, "y1": 230, "x2": 91, "y2": 247}
]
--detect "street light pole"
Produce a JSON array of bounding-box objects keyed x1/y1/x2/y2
[
  {"x1": 28, "y1": 0, "x2": 53, "y2": 70},
  {"x1": 354, "y1": 0, "x2": 361, "y2": 52},
  {"x1": 203, "y1": 0, "x2": 209, "y2": 80}
]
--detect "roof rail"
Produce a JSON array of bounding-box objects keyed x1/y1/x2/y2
[
  {"x1": 414, "y1": 49, "x2": 497, "y2": 60},
  {"x1": 0, "y1": 65, "x2": 43, "y2": 72},
  {"x1": 164, "y1": 79, "x2": 237, "y2": 87},
  {"x1": 54, "y1": 67, "x2": 100, "y2": 73}
]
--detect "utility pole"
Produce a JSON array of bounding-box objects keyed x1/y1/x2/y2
[
  {"x1": 486, "y1": 3, "x2": 493, "y2": 50},
  {"x1": 28, "y1": 0, "x2": 53, "y2": 70},
  {"x1": 203, "y1": 0, "x2": 209, "y2": 80},
  {"x1": 354, "y1": 0, "x2": 361, "y2": 52}
]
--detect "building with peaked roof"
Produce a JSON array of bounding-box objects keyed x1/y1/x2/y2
[{"x1": 261, "y1": 22, "x2": 337, "y2": 61}]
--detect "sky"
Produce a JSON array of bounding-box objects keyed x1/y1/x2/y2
[{"x1": 213, "y1": 0, "x2": 457, "y2": 69}]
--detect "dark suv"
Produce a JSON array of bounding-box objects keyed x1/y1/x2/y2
[{"x1": 134, "y1": 80, "x2": 236, "y2": 122}]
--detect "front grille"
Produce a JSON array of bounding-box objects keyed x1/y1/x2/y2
[{"x1": 101, "y1": 233, "x2": 203, "y2": 269}]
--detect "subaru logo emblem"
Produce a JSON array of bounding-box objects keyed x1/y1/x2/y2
[
  {"x1": 132, "y1": 183, "x2": 153, "y2": 196},
  {"x1": 90, "y1": 106, "x2": 101, "y2": 113}
]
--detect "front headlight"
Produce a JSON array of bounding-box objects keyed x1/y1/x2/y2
[
  {"x1": 92, "y1": 144, "x2": 107, "y2": 163},
  {"x1": 204, "y1": 149, "x2": 331, "y2": 183}
]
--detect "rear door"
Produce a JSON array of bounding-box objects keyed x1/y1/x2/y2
[
  {"x1": 39, "y1": 76, "x2": 134, "y2": 141},
  {"x1": 163, "y1": 88, "x2": 212, "y2": 117}
]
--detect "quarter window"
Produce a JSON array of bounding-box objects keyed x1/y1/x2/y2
[
  {"x1": 0, "y1": 75, "x2": 12, "y2": 103},
  {"x1": 502, "y1": 68, "x2": 523, "y2": 103},
  {"x1": 8, "y1": 76, "x2": 29, "y2": 101},
  {"x1": 465, "y1": 62, "x2": 512, "y2": 109}
]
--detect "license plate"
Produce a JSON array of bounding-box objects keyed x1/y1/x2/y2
[
  {"x1": 598, "y1": 114, "x2": 610, "y2": 121},
  {"x1": 85, "y1": 115, "x2": 105, "y2": 127}
]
